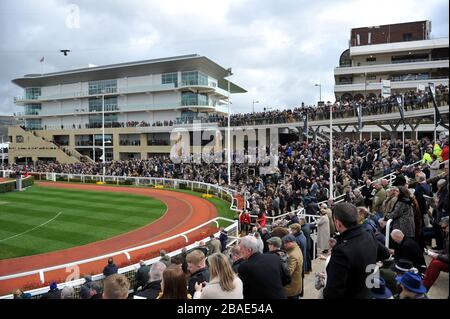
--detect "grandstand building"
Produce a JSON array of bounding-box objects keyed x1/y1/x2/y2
[
  {"x1": 8, "y1": 54, "x2": 246, "y2": 163},
  {"x1": 334, "y1": 20, "x2": 449, "y2": 100}
]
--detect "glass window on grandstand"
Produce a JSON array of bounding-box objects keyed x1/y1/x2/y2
[
  {"x1": 89, "y1": 96, "x2": 118, "y2": 112},
  {"x1": 24, "y1": 103, "x2": 42, "y2": 115},
  {"x1": 181, "y1": 92, "x2": 208, "y2": 106},
  {"x1": 119, "y1": 134, "x2": 141, "y2": 146},
  {"x1": 88, "y1": 79, "x2": 117, "y2": 95},
  {"x1": 162, "y1": 72, "x2": 178, "y2": 86},
  {"x1": 25, "y1": 87, "x2": 41, "y2": 100},
  {"x1": 147, "y1": 133, "x2": 170, "y2": 146},
  {"x1": 25, "y1": 118, "x2": 42, "y2": 130},
  {"x1": 16, "y1": 135, "x2": 24, "y2": 143},
  {"x1": 94, "y1": 134, "x2": 113, "y2": 146},
  {"x1": 88, "y1": 114, "x2": 118, "y2": 128},
  {"x1": 181, "y1": 71, "x2": 208, "y2": 86}
]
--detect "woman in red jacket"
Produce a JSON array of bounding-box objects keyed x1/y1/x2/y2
[{"x1": 239, "y1": 211, "x2": 251, "y2": 235}]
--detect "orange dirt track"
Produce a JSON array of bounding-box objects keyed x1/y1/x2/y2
[{"x1": 0, "y1": 181, "x2": 218, "y2": 295}]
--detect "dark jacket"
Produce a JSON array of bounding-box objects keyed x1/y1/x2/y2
[
  {"x1": 437, "y1": 233, "x2": 449, "y2": 264},
  {"x1": 238, "y1": 252, "x2": 287, "y2": 299},
  {"x1": 40, "y1": 289, "x2": 61, "y2": 299},
  {"x1": 323, "y1": 225, "x2": 378, "y2": 299},
  {"x1": 103, "y1": 263, "x2": 118, "y2": 277},
  {"x1": 394, "y1": 237, "x2": 427, "y2": 272},
  {"x1": 135, "y1": 280, "x2": 161, "y2": 299},
  {"x1": 134, "y1": 265, "x2": 150, "y2": 290},
  {"x1": 187, "y1": 267, "x2": 210, "y2": 297},
  {"x1": 232, "y1": 258, "x2": 245, "y2": 274},
  {"x1": 219, "y1": 231, "x2": 228, "y2": 252}
]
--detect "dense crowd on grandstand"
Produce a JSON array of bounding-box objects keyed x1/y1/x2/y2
[
  {"x1": 4, "y1": 131, "x2": 449, "y2": 299},
  {"x1": 20, "y1": 85, "x2": 448, "y2": 131}
]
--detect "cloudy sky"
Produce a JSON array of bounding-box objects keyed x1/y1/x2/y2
[{"x1": 0, "y1": 0, "x2": 448, "y2": 115}]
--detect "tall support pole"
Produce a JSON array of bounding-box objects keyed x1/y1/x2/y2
[
  {"x1": 102, "y1": 94, "x2": 106, "y2": 177},
  {"x1": 227, "y1": 69, "x2": 232, "y2": 186},
  {"x1": 434, "y1": 107, "x2": 437, "y2": 142},
  {"x1": 329, "y1": 105, "x2": 333, "y2": 199},
  {"x1": 402, "y1": 128, "x2": 405, "y2": 155}
]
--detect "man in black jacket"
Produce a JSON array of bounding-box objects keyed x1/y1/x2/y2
[
  {"x1": 135, "y1": 261, "x2": 166, "y2": 299},
  {"x1": 238, "y1": 235, "x2": 287, "y2": 299},
  {"x1": 390, "y1": 229, "x2": 427, "y2": 273},
  {"x1": 323, "y1": 202, "x2": 378, "y2": 299},
  {"x1": 186, "y1": 249, "x2": 210, "y2": 297},
  {"x1": 103, "y1": 257, "x2": 118, "y2": 277}
]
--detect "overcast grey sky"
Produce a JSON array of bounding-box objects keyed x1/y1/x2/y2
[{"x1": 0, "y1": 0, "x2": 448, "y2": 115}]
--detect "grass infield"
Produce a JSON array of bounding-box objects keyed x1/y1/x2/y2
[{"x1": 0, "y1": 185, "x2": 166, "y2": 260}]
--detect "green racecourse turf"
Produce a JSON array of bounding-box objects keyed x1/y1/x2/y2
[
  {"x1": 0, "y1": 185, "x2": 166, "y2": 260},
  {"x1": 0, "y1": 184, "x2": 236, "y2": 260}
]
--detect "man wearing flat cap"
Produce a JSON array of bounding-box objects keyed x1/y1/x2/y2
[{"x1": 282, "y1": 234, "x2": 303, "y2": 299}]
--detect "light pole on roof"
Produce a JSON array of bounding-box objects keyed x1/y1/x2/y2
[
  {"x1": 226, "y1": 68, "x2": 233, "y2": 186},
  {"x1": 252, "y1": 100, "x2": 259, "y2": 113}
]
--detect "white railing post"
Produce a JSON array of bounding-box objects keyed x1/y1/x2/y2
[{"x1": 385, "y1": 219, "x2": 392, "y2": 248}]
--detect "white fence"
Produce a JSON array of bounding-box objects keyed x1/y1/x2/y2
[{"x1": 0, "y1": 217, "x2": 239, "y2": 299}]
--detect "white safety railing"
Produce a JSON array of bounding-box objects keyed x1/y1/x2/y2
[{"x1": 0, "y1": 217, "x2": 238, "y2": 299}]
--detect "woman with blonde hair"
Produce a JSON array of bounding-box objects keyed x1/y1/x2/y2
[
  {"x1": 194, "y1": 253, "x2": 243, "y2": 299},
  {"x1": 157, "y1": 264, "x2": 191, "y2": 299}
]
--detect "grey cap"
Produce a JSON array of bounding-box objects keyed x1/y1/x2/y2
[{"x1": 266, "y1": 236, "x2": 282, "y2": 248}]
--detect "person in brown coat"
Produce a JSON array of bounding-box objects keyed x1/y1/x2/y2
[{"x1": 282, "y1": 234, "x2": 303, "y2": 299}]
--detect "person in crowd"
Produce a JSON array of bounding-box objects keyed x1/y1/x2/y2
[
  {"x1": 12, "y1": 289, "x2": 31, "y2": 299},
  {"x1": 60, "y1": 286, "x2": 75, "y2": 299},
  {"x1": 41, "y1": 281, "x2": 61, "y2": 299},
  {"x1": 266, "y1": 236, "x2": 292, "y2": 287},
  {"x1": 282, "y1": 234, "x2": 304, "y2": 299},
  {"x1": 371, "y1": 277, "x2": 393, "y2": 299},
  {"x1": 157, "y1": 265, "x2": 191, "y2": 299},
  {"x1": 289, "y1": 223, "x2": 308, "y2": 272},
  {"x1": 382, "y1": 186, "x2": 416, "y2": 239},
  {"x1": 194, "y1": 253, "x2": 243, "y2": 299},
  {"x1": 230, "y1": 245, "x2": 245, "y2": 274},
  {"x1": 103, "y1": 257, "x2": 118, "y2": 277},
  {"x1": 394, "y1": 271, "x2": 428, "y2": 299},
  {"x1": 379, "y1": 258, "x2": 414, "y2": 296},
  {"x1": 423, "y1": 217, "x2": 449, "y2": 291},
  {"x1": 102, "y1": 274, "x2": 130, "y2": 299},
  {"x1": 389, "y1": 229, "x2": 427, "y2": 273},
  {"x1": 299, "y1": 217, "x2": 316, "y2": 273},
  {"x1": 135, "y1": 261, "x2": 166, "y2": 299},
  {"x1": 219, "y1": 228, "x2": 228, "y2": 252},
  {"x1": 159, "y1": 250, "x2": 171, "y2": 267},
  {"x1": 207, "y1": 234, "x2": 222, "y2": 256},
  {"x1": 196, "y1": 241, "x2": 209, "y2": 257},
  {"x1": 134, "y1": 260, "x2": 150, "y2": 292},
  {"x1": 186, "y1": 249, "x2": 210, "y2": 297},
  {"x1": 238, "y1": 236, "x2": 287, "y2": 299},
  {"x1": 317, "y1": 206, "x2": 331, "y2": 254},
  {"x1": 372, "y1": 182, "x2": 386, "y2": 220},
  {"x1": 239, "y1": 210, "x2": 251, "y2": 235},
  {"x1": 352, "y1": 189, "x2": 365, "y2": 209},
  {"x1": 323, "y1": 202, "x2": 378, "y2": 299},
  {"x1": 382, "y1": 187, "x2": 399, "y2": 217}
]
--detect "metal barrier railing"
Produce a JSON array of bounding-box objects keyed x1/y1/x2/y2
[{"x1": 0, "y1": 217, "x2": 239, "y2": 299}]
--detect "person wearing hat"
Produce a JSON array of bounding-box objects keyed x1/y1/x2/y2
[
  {"x1": 266, "y1": 236, "x2": 291, "y2": 287},
  {"x1": 371, "y1": 277, "x2": 393, "y2": 299},
  {"x1": 40, "y1": 281, "x2": 61, "y2": 299},
  {"x1": 282, "y1": 234, "x2": 303, "y2": 299},
  {"x1": 380, "y1": 259, "x2": 413, "y2": 295},
  {"x1": 423, "y1": 216, "x2": 449, "y2": 291},
  {"x1": 394, "y1": 271, "x2": 428, "y2": 299}
]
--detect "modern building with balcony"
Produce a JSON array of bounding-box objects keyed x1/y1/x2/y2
[
  {"x1": 8, "y1": 54, "x2": 246, "y2": 163},
  {"x1": 334, "y1": 20, "x2": 449, "y2": 101}
]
